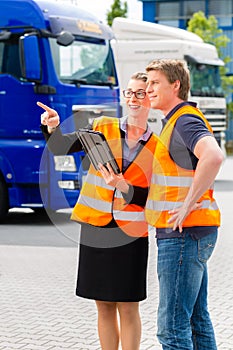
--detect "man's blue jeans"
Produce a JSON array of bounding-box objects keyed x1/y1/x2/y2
[{"x1": 156, "y1": 230, "x2": 218, "y2": 350}]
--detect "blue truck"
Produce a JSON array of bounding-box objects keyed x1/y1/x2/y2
[{"x1": 0, "y1": 0, "x2": 120, "y2": 221}]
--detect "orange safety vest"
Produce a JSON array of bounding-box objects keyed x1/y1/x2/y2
[
  {"x1": 71, "y1": 116, "x2": 158, "y2": 237},
  {"x1": 145, "y1": 105, "x2": 220, "y2": 228}
]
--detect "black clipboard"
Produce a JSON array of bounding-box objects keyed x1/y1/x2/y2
[{"x1": 77, "y1": 129, "x2": 121, "y2": 174}]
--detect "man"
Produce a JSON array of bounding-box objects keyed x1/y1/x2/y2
[{"x1": 145, "y1": 59, "x2": 224, "y2": 349}]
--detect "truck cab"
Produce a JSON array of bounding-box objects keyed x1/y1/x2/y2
[
  {"x1": 111, "y1": 17, "x2": 226, "y2": 144},
  {"x1": 0, "y1": 0, "x2": 120, "y2": 221}
]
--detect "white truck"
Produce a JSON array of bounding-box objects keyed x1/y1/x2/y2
[{"x1": 111, "y1": 17, "x2": 226, "y2": 145}]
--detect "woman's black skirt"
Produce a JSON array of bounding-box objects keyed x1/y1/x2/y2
[{"x1": 76, "y1": 223, "x2": 148, "y2": 302}]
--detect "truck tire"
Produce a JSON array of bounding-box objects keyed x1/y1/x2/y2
[
  {"x1": 0, "y1": 177, "x2": 9, "y2": 222},
  {"x1": 33, "y1": 207, "x2": 51, "y2": 217}
]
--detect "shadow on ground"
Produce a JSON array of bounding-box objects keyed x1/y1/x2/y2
[
  {"x1": 215, "y1": 180, "x2": 233, "y2": 192},
  {"x1": 0, "y1": 209, "x2": 79, "y2": 247},
  {"x1": 1, "y1": 208, "x2": 71, "y2": 226}
]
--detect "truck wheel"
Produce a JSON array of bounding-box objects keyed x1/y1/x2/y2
[
  {"x1": 0, "y1": 178, "x2": 9, "y2": 222},
  {"x1": 33, "y1": 207, "x2": 52, "y2": 217},
  {"x1": 33, "y1": 207, "x2": 55, "y2": 220}
]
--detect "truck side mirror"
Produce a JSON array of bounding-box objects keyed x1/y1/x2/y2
[
  {"x1": 19, "y1": 35, "x2": 41, "y2": 82},
  {"x1": 56, "y1": 31, "x2": 74, "y2": 46}
]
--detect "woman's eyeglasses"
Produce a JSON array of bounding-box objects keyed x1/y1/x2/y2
[{"x1": 123, "y1": 90, "x2": 146, "y2": 99}]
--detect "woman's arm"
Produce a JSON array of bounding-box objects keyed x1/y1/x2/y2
[
  {"x1": 38, "y1": 101, "x2": 83, "y2": 155},
  {"x1": 98, "y1": 163, "x2": 148, "y2": 207},
  {"x1": 123, "y1": 185, "x2": 148, "y2": 207},
  {"x1": 41, "y1": 125, "x2": 82, "y2": 155}
]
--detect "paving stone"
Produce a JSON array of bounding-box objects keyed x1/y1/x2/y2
[{"x1": 0, "y1": 157, "x2": 232, "y2": 350}]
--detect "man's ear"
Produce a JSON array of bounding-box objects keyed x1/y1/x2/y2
[{"x1": 174, "y1": 80, "x2": 180, "y2": 89}]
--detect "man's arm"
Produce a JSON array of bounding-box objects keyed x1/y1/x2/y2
[{"x1": 168, "y1": 135, "x2": 225, "y2": 232}]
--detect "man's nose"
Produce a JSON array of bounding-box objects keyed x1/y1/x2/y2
[{"x1": 146, "y1": 83, "x2": 151, "y2": 93}]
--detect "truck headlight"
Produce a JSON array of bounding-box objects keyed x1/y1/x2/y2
[
  {"x1": 58, "y1": 181, "x2": 76, "y2": 189},
  {"x1": 54, "y1": 155, "x2": 77, "y2": 172}
]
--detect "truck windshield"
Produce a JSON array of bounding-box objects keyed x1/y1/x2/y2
[
  {"x1": 189, "y1": 62, "x2": 224, "y2": 97},
  {"x1": 49, "y1": 38, "x2": 117, "y2": 86}
]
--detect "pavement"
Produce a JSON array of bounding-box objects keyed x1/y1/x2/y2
[{"x1": 0, "y1": 156, "x2": 233, "y2": 350}]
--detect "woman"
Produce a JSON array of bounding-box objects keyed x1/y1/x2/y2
[{"x1": 38, "y1": 72, "x2": 158, "y2": 350}]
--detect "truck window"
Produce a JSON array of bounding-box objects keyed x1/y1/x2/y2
[
  {"x1": 49, "y1": 38, "x2": 117, "y2": 86},
  {"x1": 0, "y1": 36, "x2": 22, "y2": 79},
  {"x1": 189, "y1": 63, "x2": 224, "y2": 98}
]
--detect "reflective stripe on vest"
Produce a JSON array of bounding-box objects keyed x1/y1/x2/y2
[
  {"x1": 114, "y1": 209, "x2": 145, "y2": 221},
  {"x1": 145, "y1": 105, "x2": 220, "y2": 228},
  {"x1": 152, "y1": 173, "x2": 193, "y2": 187},
  {"x1": 113, "y1": 189, "x2": 146, "y2": 221},
  {"x1": 146, "y1": 199, "x2": 219, "y2": 211},
  {"x1": 78, "y1": 194, "x2": 112, "y2": 213},
  {"x1": 84, "y1": 173, "x2": 114, "y2": 190},
  {"x1": 151, "y1": 173, "x2": 215, "y2": 190},
  {"x1": 71, "y1": 116, "x2": 158, "y2": 236}
]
